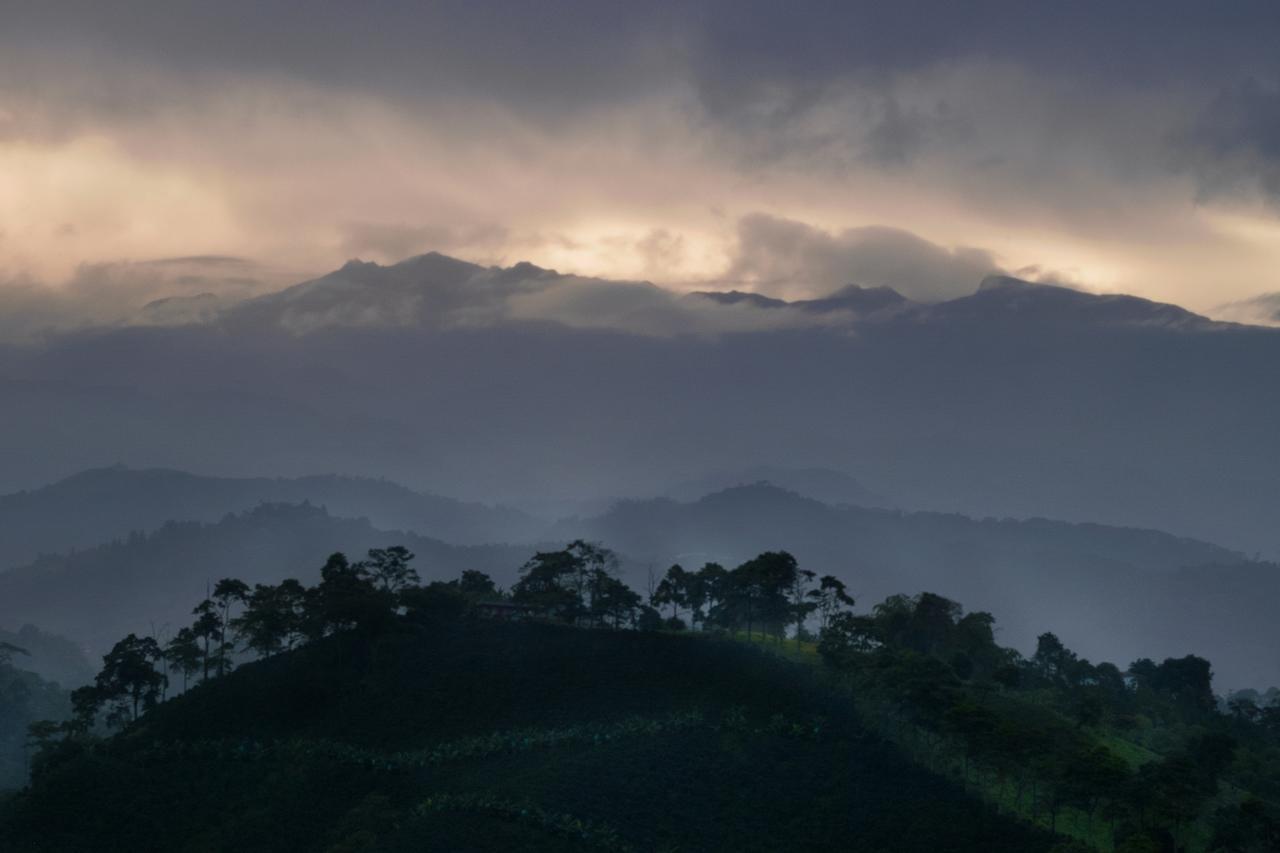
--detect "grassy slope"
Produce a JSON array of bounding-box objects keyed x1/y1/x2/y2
[{"x1": 0, "y1": 620, "x2": 1056, "y2": 853}]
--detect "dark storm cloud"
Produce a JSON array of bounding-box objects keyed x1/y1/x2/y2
[
  {"x1": 7, "y1": 1, "x2": 1280, "y2": 116},
  {"x1": 1183, "y1": 80, "x2": 1280, "y2": 205}
]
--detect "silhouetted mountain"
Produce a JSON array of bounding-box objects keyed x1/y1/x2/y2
[
  {"x1": 795, "y1": 283, "x2": 911, "y2": 315},
  {"x1": 0, "y1": 503, "x2": 531, "y2": 655},
  {"x1": 665, "y1": 465, "x2": 892, "y2": 507},
  {"x1": 919, "y1": 275, "x2": 1222, "y2": 330},
  {"x1": 2, "y1": 253, "x2": 1279, "y2": 561},
  {"x1": 555, "y1": 484, "x2": 1280, "y2": 687},
  {"x1": 0, "y1": 466, "x2": 544, "y2": 570}
]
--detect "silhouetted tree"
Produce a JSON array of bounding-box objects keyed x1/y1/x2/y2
[
  {"x1": 652, "y1": 564, "x2": 689, "y2": 623},
  {"x1": 809, "y1": 575, "x2": 855, "y2": 630},
  {"x1": 92, "y1": 634, "x2": 166, "y2": 728},
  {"x1": 453, "y1": 569, "x2": 499, "y2": 600},
  {"x1": 363, "y1": 546, "x2": 420, "y2": 594},
  {"x1": 309, "y1": 552, "x2": 394, "y2": 636},
  {"x1": 233, "y1": 581, "x2": 307, "y2": 658},
  {"x1": 728, "y1": 551, "x2": 798, "y2": 642},
  {"x1": 211, "y1": 578, "x2": 250, "y2": 676},
  {"x1": 511, "y1": 542, "x2": 623, "y2": 625},
  {"x1": 590, "y1": 572, "x2": 642, "y2": 628},
  {"x1": 1033, "y1": 632, "x2": 1077, "y2": 685},
  {"x1": 512, "y1": 547, "x2": 584, "y2": 620},
  {"x1": 191, "y1": 599, "x2": 221, "y2": 682},
  {"x1": 164, "y1": 627, "x2": 202, "y2": 692}
]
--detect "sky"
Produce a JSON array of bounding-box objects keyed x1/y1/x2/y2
[{"x1": 5, "y1": 1, "x2": 1280, "y2": 325}]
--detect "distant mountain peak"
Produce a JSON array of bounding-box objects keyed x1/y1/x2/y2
[{"x1": 947, "y1": 274, "x2": 1223, "y2": 330}]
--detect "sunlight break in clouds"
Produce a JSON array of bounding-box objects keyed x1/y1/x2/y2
[{"x1": 4, "y1": 3, "x2": 1280, "y2": 323}]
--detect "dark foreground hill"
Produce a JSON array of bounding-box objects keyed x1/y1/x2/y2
[{"x1": 0, "y1": 620, "x2": 1054, "y2": 853}]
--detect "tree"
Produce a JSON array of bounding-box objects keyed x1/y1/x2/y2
[
  {"x1": 454, "y1": 570, "x2": 499, "y2": 600},
  {"x1": 1033, "y1": 632, "x2": 1077, "y2": 685},
  {"x1": 512, "y1": 547, "x2": 584, "y2": 620},
  {"x1": 164, "y1": 627, "x2": 202, "y2": 693},
  {"x1": 67, "y1": 685, "x2": 101, "y2": 733},
  {"x1": 232, "y1": 581, "x2": 306, "y2": 658},
  {"x1": 363, "y1": 546, "x2": 420, "y2": 594},
  {"x1": 92, "y1": 634, "x2": 166, "y2": 728},
  {"x1": 590, "y1": 572, "x2": 643, "y2": 628},
  {"x1": 787, "y1": 568, "x2": 818, "y2": 641},
  {"x1": 1059, "y1": 746, "x2": 1130, "y2": 836},
  {"x1": 1153, "y1": 655, "x2": 1217, "y2": 717},
  {"x1": 309, "y1": 552, "x2": 395, "y2": 636},
  {"x1": 809, "y1": 575, "x2": 855, "y2": 630},
  {"x1": 652, "y1": 564, "x2": 689, "y2": 623},
  {"x1": 510, "y1": 542, "x2": 623, "y2": 625},
  {"x1": 191, "y1": 599, "x2": 222, "y2": 682},
  {"x1": 696, "y1": 563, "x2": 730, "y2": 631},
  {"x1": 817, "y1": 612, "x2": 880, "y2": 668},
  {"x1": 212, "y1": 578, "x2": 250, "y2": 676},
  {"x1": 729, "y1": 552, "x2": 798, "y2": 642}
]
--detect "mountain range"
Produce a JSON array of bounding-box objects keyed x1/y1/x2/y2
[
  {"x1": 1, "y1": 252, "x2": 1278, "y2": 560},
  {"x1": 0, "y1": 466, "x2": 541, "y2": 570}
]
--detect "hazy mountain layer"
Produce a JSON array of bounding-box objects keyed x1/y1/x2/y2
[
  {"x1": 563, "y1": 484, "x2": 1277, "y2": 689},
  {"x1": 2, "y1": 254, "x2": 1276, "y2": 559},
  {"x1": 0, "y1": 466, "x2": 543, "y2": 571},
  {"x1": 0, "y1": 503, "x2": 530, "y2": 656}
]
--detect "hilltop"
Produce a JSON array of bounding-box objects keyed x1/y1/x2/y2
[{"x1": 0, "y1": 618, "x2": 1054, "y2": 853}]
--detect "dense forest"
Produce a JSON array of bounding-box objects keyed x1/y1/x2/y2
[{"x1": 3, "y1": 541, "x2": 1278, "y2": 852}]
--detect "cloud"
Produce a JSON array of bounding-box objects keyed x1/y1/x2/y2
[
  {"x1": 1213, "y1": 292, "x2": 1280, "y2": 327},
  {"x1": 1183, "y1": 80, "x2": 1280, "y2": 207},
  {"x1": 4, "y1": 4, "x2": 1280, "y2": 316},
  {"x1": 339, "y1": 222, "x2": 510, "y2": 264},
  {"x1": 725, "y1": 214, "x2": 1000, "y2": 301},
  {"x1": 500, "y1": 273, "x2": 833, "y2": 336},
  {"x1": 0, "y1": 257, "x2": 285, "y2": 343}
]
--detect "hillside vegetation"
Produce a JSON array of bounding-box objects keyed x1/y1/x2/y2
[
  {"x1": 5, "y1": 542, "x2": 1279, "y2": 852},
  {"x1": 1, "y1": 621, "x2": 1054, "y2": 852}
]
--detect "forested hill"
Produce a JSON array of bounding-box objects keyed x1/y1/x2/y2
[
  {"x1": 560, "y1": 484, "x2": 1280, "y2": 687},
  {"x1": 5, "y1": 478, "x2": 1277, "y2": 688},
  {"x1": 7, "y1": 538, "x2": 1280, "y2": 852},
  {"x1": 0, "y1": 618, "x2": 1056, "y2": 853},
  {"x1": 0, "y1": 466, "x2": 543, "y2": 570},
  {"x1": 0, "y1": 503, "x2": 530, "y2": 659}
]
